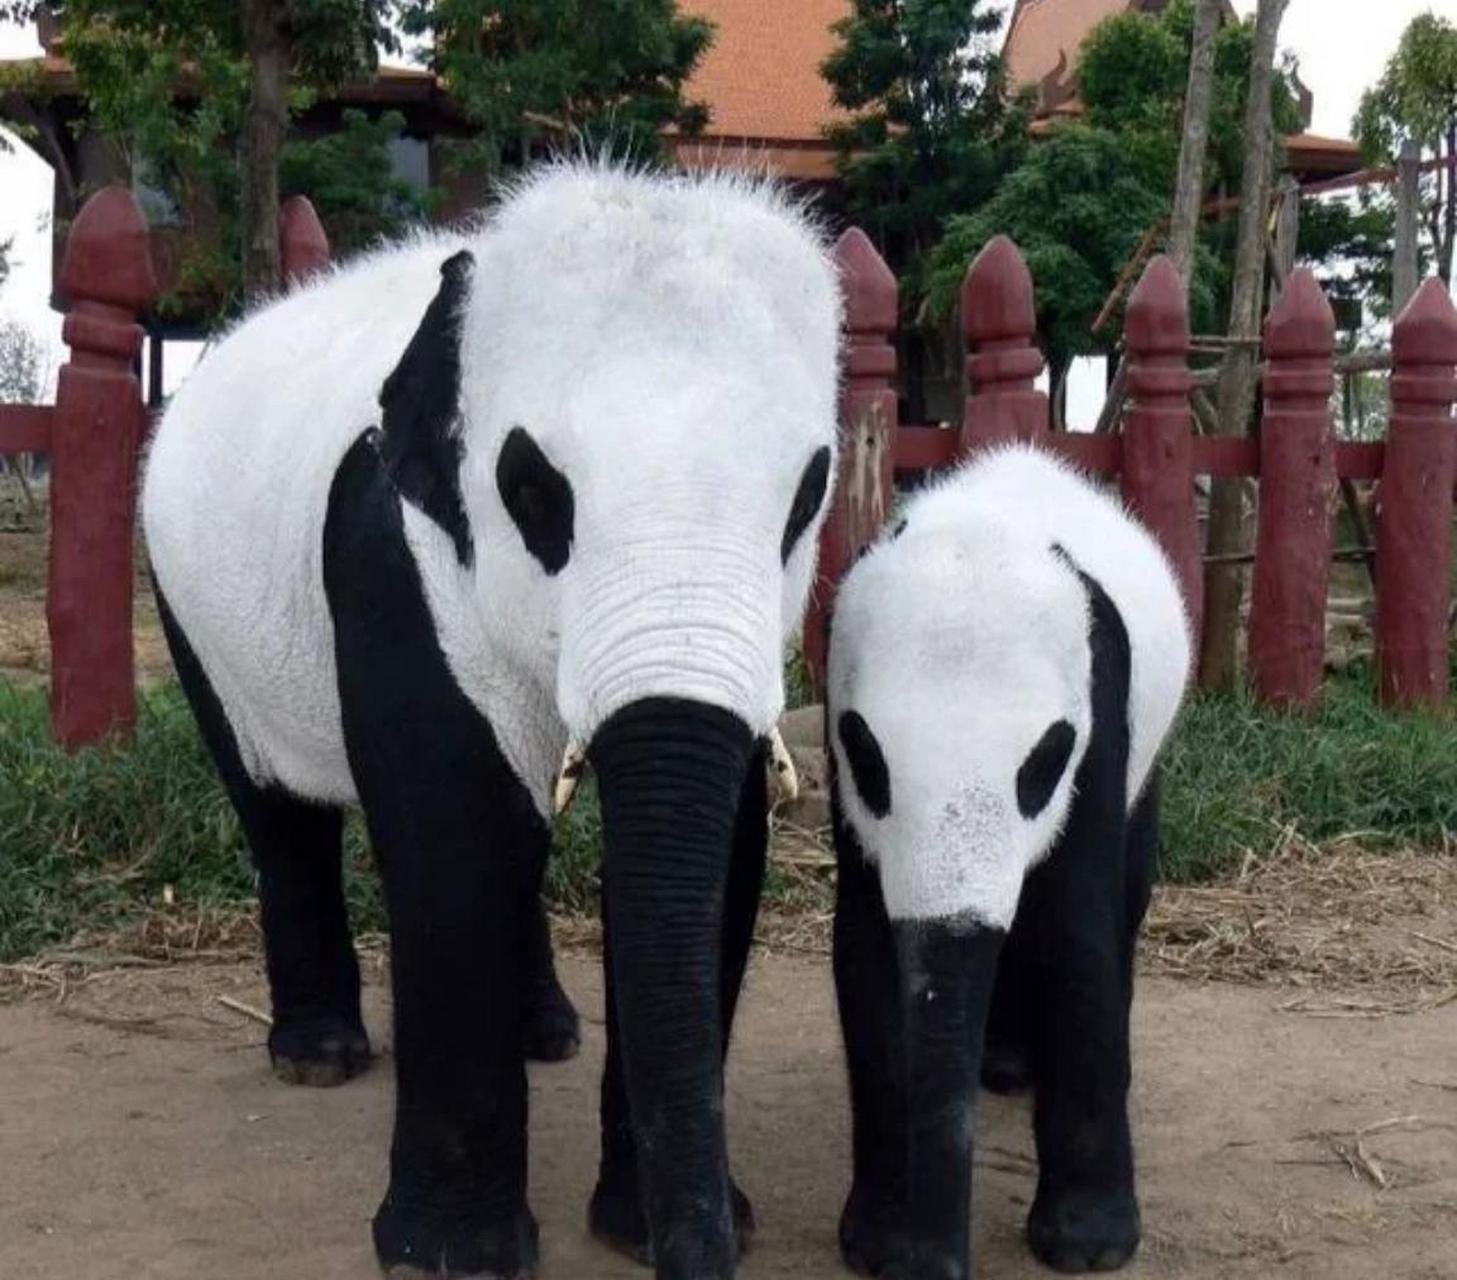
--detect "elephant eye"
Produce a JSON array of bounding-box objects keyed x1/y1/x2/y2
[
  {"x1": 1016, "y1": 720, "x2": 1076, "y2": 819},
  {"x1": 497, "y1": 427, "x2": 574, "y2": 575},
  {"x1": 838, "y1": 709, "x2": 891, "y2": 819},
  {"x1": 781, "y1": 446, "x2": 832, "y2": 565}
]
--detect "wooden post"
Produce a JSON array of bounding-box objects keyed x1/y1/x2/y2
[
  {"x1": 804, "y1": 228, "x2": 897, "y2": 693},
  {"x1": 1123, "y1": 255, "x2": 1201, "y2": 653},
  {"x1": 1393, "y1": 139, "x2": 1421, "y2": 316},
  {"x1": 959, "y1": 235, "x2": 1046, "y2": 453},
  {"x1": 1248, "y1": 270, "x2": 1337, "y2": 708},
  {"x1": 48, "y1": 186, "x2": 158, "y2": 748},
  {"x1": 1377, "y1": 278, "x2": 1457, "y2": 708},
  {"x1": 279, "y1": 195, "x2": 330, "y2": 289}
]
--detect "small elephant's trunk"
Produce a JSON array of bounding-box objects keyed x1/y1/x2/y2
[
  {"x1": 893, "y1": 920, "x2": 1005, "y2": 1280},
  {"x1": 591, "y1": 696, "x2": 754, "y2": 1280}
]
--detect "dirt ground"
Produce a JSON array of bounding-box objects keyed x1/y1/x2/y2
[{"x1": 3, "y1": 935, "x2": 1457, "y2": 1280}]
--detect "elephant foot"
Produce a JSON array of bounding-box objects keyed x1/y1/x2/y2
[
  {"x1": 980, "y1": 1037, "x2": 1034, "y2": 1096},
  {"x1": 268, "y1": 1012, "x2": 371, "y2": 1087},
  {"x1": 589, "y1": 1171, "x2": 754, "y2": 1266},
  {"x1": 522, "y1": 971, "x2": 580, "y2": 1063},
  {"x1": 375, "y1": 1197, "x2": 538, "y2": 1279},
  {"x1": 1027, "y1": 1186, "x2": 1140, "y2": 1273},
  {"x1": 839, "y1": 1185, "x2": 966, "y2": 1280}
]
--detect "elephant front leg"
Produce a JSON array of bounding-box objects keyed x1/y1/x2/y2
[
  {"x1": 590, "y1": 743, "x2": 768, "y2": 1265},
  {"x1": 370, "y1": 812, "x2": 541, "y2": 1279},
  {"x1": 1024, "y1": 808, "x2": 1141, "y2": 1273}
]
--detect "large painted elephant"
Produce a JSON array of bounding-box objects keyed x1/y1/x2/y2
[
  {"x1": 142, "y1": 163, "x2": 842, "y2": 1279},
  {"x1": 827, "y1": 445, "x2": 1190, "y2": 1279}
]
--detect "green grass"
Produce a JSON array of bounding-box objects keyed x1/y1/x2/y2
[{"x1": 2, "y1": 666, "x2": 1454, "y2": 963}]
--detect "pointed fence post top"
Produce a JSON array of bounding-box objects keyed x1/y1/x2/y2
[
  {"x1": 1125, "y1": 255, "x2": 1189, "y2": 357},
  {"x1": 962, "y1": 235, "x2": 1035, "y2": 346},
  {"x1": 1264, "y1": 268, "x2": 1335, "y2": 360},
  {"x1": 1393, "y1": 276, "x2": 1457, "y2": 367},
  {"x1": 834, "y1": 228, "x2": 898, "y2": 333},
  {"x1": 59, "y1": 186, "x2": 159, "y2": 311},
  {"x1": 279, "y1": 196, "x2": 331, "y2": 290}
]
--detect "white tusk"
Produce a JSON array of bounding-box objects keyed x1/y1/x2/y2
[
  {"x1": 554, "y1": 742, "x2": 587, "y2": 816},
  {"x1": 767, "y1": 727, "x2": 800, "y2": 804}
]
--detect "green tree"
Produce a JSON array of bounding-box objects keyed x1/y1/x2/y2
[
  {"x1": 0, "y1": 0, "x2": 400, "y2": 302},
  {"x1": 1355, "y1": 10, "x2": 1457, "y2": 286},
  {"x1": 394, "y1": 0, "x2": 714, "y2": 174},
  {"x1": 923, "y1": 124, "x2": 1216, "y2": 398},
  {"x1": 820, "y1": 0, "x2": 1029, "y2": 287}
]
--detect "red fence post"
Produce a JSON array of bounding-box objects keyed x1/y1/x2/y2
[
  {"x1": 959, "y1": 235, "x2": 1047, "y2": 454},
  {"x1": 1248, "y1": 270, "x2": 1338, "y2": 708},
  {"x1": 48, "y1": 187, "x2": 159, "y2": 748},
  {"x1": 1123, "y1": 255, "x2": 1201, "y2": 654},
  {"x1": 804, "y1": 228, "x2": 897, "y2": 694},
  {"x1": 279, "y1": 196, "x2": 331, "y2": 289},
  {"x1": 1377, "y1": 278, "x2": 1457, "y2": 708}
]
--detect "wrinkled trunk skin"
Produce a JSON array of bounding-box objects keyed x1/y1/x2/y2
[
  {"x1": 590, "y1": 697, "x2": 754, "y2": 1280},
  {"x1": 839, "y1": 908, "x2": 1003, "y2": 1280}
]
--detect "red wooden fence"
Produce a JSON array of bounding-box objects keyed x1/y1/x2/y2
[
  {"x1": 809, "y1": 231, "x2": 1457, "y2": 712},
  {"x1": 0, "y1": 188, "x2": 330, "y2": 748}
]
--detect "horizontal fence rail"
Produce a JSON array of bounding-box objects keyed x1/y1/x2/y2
[{"x1": 810, "y1": 230, "x2": 1457, "y2": 713}]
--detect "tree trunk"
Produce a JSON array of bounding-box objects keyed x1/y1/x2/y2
[
  {"x1": 1167, "y1": 0, "x2": 1223, "y2": 285},
  {"x1": 1394, "y1": 139, "x2": 1421, "y2": 314},
  {"x1": 241, "y1": 0, "x2": 288, "y2": 305},
  {"x1": 1199, "y1": 0, "x2": 1288, "y2": 692},
  {"x1": 1442, "y1": 124, "x2": 1456, "y2": 287}
]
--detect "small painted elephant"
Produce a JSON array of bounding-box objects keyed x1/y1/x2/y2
[
  {"x1": 142, "y1": 164, "x2": 842, "y2": 1279},
  {"x1": 826, "y1": 445, "x2": 1190, "y2": 1279}
]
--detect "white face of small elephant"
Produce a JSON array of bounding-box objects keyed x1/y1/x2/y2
[
  {"x1": 432, "y1": 167, "x2": 842, "y2": 746},
  {"x1": 829, "y1": 522, "x2": 1094, "y2": 930}
]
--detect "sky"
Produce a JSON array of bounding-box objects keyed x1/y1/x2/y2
[{"x1": 0, "y1": 1, "x2": 1451, "y2": 411}]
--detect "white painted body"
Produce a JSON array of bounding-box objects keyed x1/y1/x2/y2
[
  {"x1": 828, "y1": 445, "x2": 1190, "y2": 928},
  {"x1": 143, "y1": 163, "x2": 842, "y2": 816}
]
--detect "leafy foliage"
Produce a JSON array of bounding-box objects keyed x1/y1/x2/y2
[
  {"x1": 14, "y1": 2, "x2": 429, "y2": 319},
  {"x1": 0, "y1": 319, "x2": 47, "y2": 403},
  {"x1": 280, "y1": 109, "x2": 435, "y2": 254},
  {"x1": 820, "y1": 0, "x2": 1030, "y2": 287},
  {"x1": 1355, "y1": 11, "x2": 1457, "y2": 285},
  {"x1": 395, "y1": 0, "x2": 715, "y2": 173},
  {"x1": 924, "y1": 1, "x2": 1307, "y2": 373}
]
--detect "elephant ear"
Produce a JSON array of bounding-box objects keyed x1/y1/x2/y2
[{"x1": 377, "y1": 249, "x2": 475, "y2": 568}]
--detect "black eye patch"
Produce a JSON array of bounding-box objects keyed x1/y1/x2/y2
[
  {"x1": 1016, "y1": 720, "x2": 1076, "y2": 819},
  {"x1": 496, "y1": 427, "x2": 574, "y2": 575},
  {"x1": 781, "y1": 447, "x2": 832, "y2": 565},
  {"x1": 838, "y1": 709, "x2": 891, "y2": 818}
]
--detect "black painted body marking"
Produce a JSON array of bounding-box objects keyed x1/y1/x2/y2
[
  {"x1": 838, "y1": 709, "x2": 891, "y2": 819},
  {"x1": 154, "y1": 581, "x2": 369, "y2": 1086},
  {"x1": 830, "y1": 555, "x2": 1157, "y2": 1278},
  {"x1": 377, "y1": 249, "x2": 475, "y2": 568},
  {"x1": 781, "y1": 446, "x2": 832, "y2": 565},
  {"x1": 324, "y1": 431, "x2": 552, "y2": 1276},
  {"x1": 496, "y1": 426, "x2": 575, "y2": 575}
]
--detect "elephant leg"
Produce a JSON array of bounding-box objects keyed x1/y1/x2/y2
[
  {"x1": 830, "y1": 807, "x2": 909, "y2": 1279},
  {"x1": 1024, "y1": 750, "x2": 1141, "y2": 1275},
  {"x1": 590, "y1": 742, "x2": 768, "y2": 1265},
  {"x1": 522, "y1": 893, "x2": 581, "y2": 1063},
  {"x1": 981, "y1": 897, "x2": 1036, "y2": 1097},
  {"x1": 155, "y1": 582, "x2": 366, "y2": 1086},
  {"x1": 324, "y1": 438, "x2": 541, "y2": 1277}
]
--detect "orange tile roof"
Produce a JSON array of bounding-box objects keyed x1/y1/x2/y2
[
  {"x1": 680, "y1": 0, "x2": 849, "y2": 144},
  {"x1": 1003, "y1": 0, "x2": 1135, "y2": 97}
]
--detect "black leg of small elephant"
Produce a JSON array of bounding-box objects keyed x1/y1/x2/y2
[
  {"x1": 325, "y1": 435, "x2": 540, "y2": 1278},
  {"x1": 1023, "y1": 751, "x2": 1140, "y2": 1275},
  {"x1": 522, "y1": 893, "x2": 581, "y2": 1063},
  {"x1": 830, "y1": 808, "x2": 909, "y2": 1278},
  {"x1": 590, "y1": 742, "x2": 768, "y2": 1265},
  {"x1": 154, "y1": 582, "x2": 367, "y2": 1086},
  {"x1": 981, "y1": 897, "x2": 1037, "y2": 1097}
]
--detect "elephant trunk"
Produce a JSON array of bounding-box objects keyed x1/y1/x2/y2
[
  {"x1": 590, "y1": 696, "x2": 754, "y2": 1280},
  {"x1": 892, "y1": 920, "x2": 1005, "y2": 1280}
]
